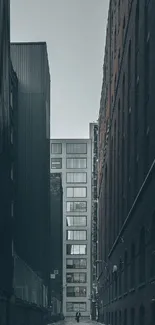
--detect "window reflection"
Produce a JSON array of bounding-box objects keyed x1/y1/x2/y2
[
  {"x1": 66, "y1": 216, "x2": 87, "y2": 227},
  {"x1": 66, "y1": 244, "x2": 87, "y2": 255},
  {"x1": 66, "y1": 230, "x2": 87, "y2": 240},
  {"x1": 66, "y1": 286, "x2": 86, "y2": 297},
  {"x1": 66, "y1": 201, "x2": 87, "y2": 212},
  {"x1": 67, "y1": 187, "x2": 87, "y2": 198},
  {"x1": 66, "y1": 272, "x2": 87, "y2": 283},
  {"x1": 66, "y1": 258, "x2": 87, "y2": 269}
]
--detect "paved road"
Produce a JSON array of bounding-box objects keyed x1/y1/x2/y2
[{"x1": 51, "y1": 320, "x2": 100, "y2": 325}]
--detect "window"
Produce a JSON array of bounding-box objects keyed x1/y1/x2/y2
[
  {"x1": 51, "y1": 158, "x2": 62, "y2": 169},
  {"x1": 150, "y1": 213, "x2": 155, "y2": 278},
  {"x1": 124, "y1": 251, "x2": 128, "y2": 293},
  {"x1": 66, "y1": 216, "x2": 87, "y2": 227},
  {"x1": 67, "y1": 158, "x2": 87, "y2": 169},
  {"x1": 124, "y1": 309, "x2": 127, "y2": 325},
  {"x1": 139, "y1": 306, "x2": 145, "y2": 325},
  {"x1": 66, "y1": 258, "x2": 87, "y2": 269},
  {"x1": 66, "y1": 143, "x2": 87, "y2": 154},
  {"x1": 66, "y1": 286, "x2": 86, "y2": 297},
  {"x1": 139, "y1": 227, "x2": 146, "y2": 284},
  {"x1": 11, "y1": 128, "x2": 13, "y2": 144},
  {"x1": 130, "y1": 243, "x2": 135, "y2": 288},
  {"x1": 66, "y1": 172, "x2": 87, "y2": 183},
  {"x1": 51, "y1": 143, "x2": 62, "y2": 154},
  {"x1": 66, "y1": 302, "x2": 86, "y2": 312},
  {"x1": 66, "y1": 230, "x2": 87, "y2": 241},
  {"x1": 11, "y1": 165, "x2": 14, "y2": 180},
  {"x1": 131, "y1": 308, "x2": 135, "y2": 325},
  {"x1": 11, "y1": 201, "x2": 14, "y2": 217},
  {"x1": 66, "y1": 244, "x2": 87, "y2": 255},
  {"x1": 119, "y1": 259, "x2": 122, "y2": 296},
  {"x1": 67, "y1": 187, "x2": 87, "y2": 198},
  {"x1": 66, "y1": 201, "x2": 87, "y2": 212},
  {"x1": 66, "y1": 272, "x2": 87, "y2": 283},
  {"x1": 115, "y1": 311, "x2": 117, "y2": 325}
]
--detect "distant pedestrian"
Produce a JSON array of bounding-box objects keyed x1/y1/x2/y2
[{"x1": 75, "y1": 311, "x2": 81, "y2": 322}]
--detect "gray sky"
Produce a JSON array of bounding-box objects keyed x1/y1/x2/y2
[{"x1": 11, "y1": 0, "x2": 109, "y2": 138}]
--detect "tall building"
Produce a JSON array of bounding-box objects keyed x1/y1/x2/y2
[
  {"x1": 97, "y1": 0, "x2": 155, "y2": 324},
  {"x1": 50, "y1": 139, "x2": 92, "y2": 317},
  {"x1": 89, "y1": 123, "x2": 98, "y2": 320},
  {"x1": 11, "y1": 42, "x2": 51, "y2": 289},
  {"x1": 50, "y1": 173, "x2": 63, "y2": 313},
  {"x1": 0, "y1": 0, "x2": 13, "y2": 299}
]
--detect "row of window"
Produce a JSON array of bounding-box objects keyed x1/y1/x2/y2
[
  {"x1": 66, "y1": 302, "x2": 86, "y2": 312},
  {"x1": 66, "y1": 286, "x2": 86, "y2": 297},
  {"x1": 66, "y1": 230, "x2": 87, "y2": 241},
  {"x1": 66, "y1": 272, "x2": 87, "y2": 283},
  {"x1": 103, "y1": 305, "x2": 148, "y2": 325},
  {"x1": 51, "y1": 158, "x2": 87, "y2": 169},
  {"x1": 66, "y1": 201, "x2": 87, "y2": 212},
  {"x1": 66, "y1": 216, "x2": 87, "y2": 227},
  {"x1": 51, "y1": 143, "x2": 87, "y2": 154},
  {"x1": 101, "y1": 221, "x2": 155, "y2": 304},
  {"x1": 66, "y1": 244, "x2": 87, "y2": 255},
  {"x1": 66, "y1": 258, "x2": 87, "y2": 269},
  {"x1": 103, "y1": 0, "x2": 152, "y2": 247}
]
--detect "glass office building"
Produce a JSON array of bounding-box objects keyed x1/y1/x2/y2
[{"x1": 50, "y1": 139, "x2": 92, "y2": 317}]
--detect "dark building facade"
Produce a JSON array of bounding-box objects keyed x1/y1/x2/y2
[
  {"x1": 0, "y1": 0, "x2": 14, "y2": 299},
  {"x1": 50, "y1": 173, "x2": 63, "y2": 312},
  {"x1": 89, "y1": 123, "x2": 98, "y2": 320},
  {"x1": 10, "y1": 42, "x2": 51, "y2": 287},
  {"x1": 98, "y1": 1, "x2": 155, "y2": 325}
]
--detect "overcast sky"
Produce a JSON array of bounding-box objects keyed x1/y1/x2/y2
[{"x1": 11, "y1": 0, "x2": 109, "y2": 138}]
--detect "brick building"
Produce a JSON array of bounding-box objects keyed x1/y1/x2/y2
[{"x1": 97, "y1": 1, "x2": 155, "y2": 324}]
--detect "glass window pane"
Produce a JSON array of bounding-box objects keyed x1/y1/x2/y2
[
  {"x1": 67, "y1": 188, "x2": 87, "y2": 198},
  {"x1": 66, "y1": 172, "x2": 87, "y2": 183},
  {"x1": 66, "y1": 231, "x2": 87, "y2": 240},
  {"x1": 66, "y1": 158, "x2": 87, "y2": 169},
  {"x1": 66, "y1": 245, "x2": 87, "y2": 255},
  {"x1": 51, "y1": 143, "x2": 62, "y2": 154},
  {"x1": 66, "y1": 201, "x2": 87, "y2": 212},
  {"x1": 66, "y1": 143, "x2": 87, "y2": 154},
  {"x1": 66, "y1": 259, "x2": 74, "y2": 268},
  {"x1": 66, "y1": 286, "x2": 86, "y2": 297},
  {"x1": 51, "y1": 158, "x2": 62, "y2": 169},
  {"x1": 66, "y1": 302, "x2": 86, "y2": 312},
  {"x1": 66, "y1": 259, "x2": 87, "y2": 269},
  {"x1": 66, "y1": 273, "x2": 86, "y2": 283},
  {"x1": 66, "y1": 216, "x2": 74, "y2": 226}
]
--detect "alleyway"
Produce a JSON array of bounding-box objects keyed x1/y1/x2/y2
[{"x1": 51, "y1": 320, "x2": 101, "y2": 325}]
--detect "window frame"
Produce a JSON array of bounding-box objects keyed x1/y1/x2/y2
[
  {"x1": 66, "y1": 258, "x2": 87, "y2": 269},
  {"x1": 66, "y1": 216, "x2": 87, "y2": 227},
  {"x1": 66, "y1": 286, "x2": 87, "y2": 297},
  {"x1": 66, "y1": 143, "x2": 87, "y2": 154},
  {"x1": 66, "y1": 172, "x2": 87, "y2": 183},
  {"x1": 51, "y1": 158, "x2": 62, "y2": 169},
  {"x1": 66, "y1": 244, "x2": 87, "y2": 255},
  {"x1": 66, "y1": 302, "x2": 86, "y2": 312},
  {"x1": 66, "y1": 230, "x2": 87, "y2": 241},
  {"x1": 51, "y1": 143, "x2": 62, "y2": 154},
  {"x1": 66, "y1": 158, "x2": 87, "y2": 169},
  {"x1": 66, "y1": 187, "x2": 87, "y2": 198},
  {"x1": 66, "y1": 201, "x2": 87, "y2": 212},
  {"x1": 66, "y1": 272, "x2": 87, "y2": 283}
]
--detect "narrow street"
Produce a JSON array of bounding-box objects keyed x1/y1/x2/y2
[{"x1": 52, "y1": 321, "x2": 100, "y2": 325}]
